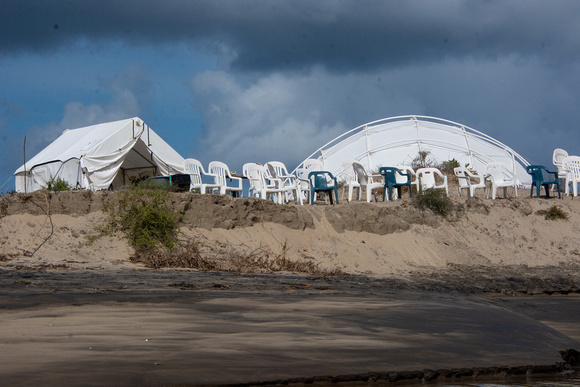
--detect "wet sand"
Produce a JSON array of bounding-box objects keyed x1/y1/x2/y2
[{"x1": 1, "y1": 268, "x2": 579, "y2": 386}]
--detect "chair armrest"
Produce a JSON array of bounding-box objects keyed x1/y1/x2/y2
[{"x1": 228, "y1": 175, "x2": 243, "y2": 188}]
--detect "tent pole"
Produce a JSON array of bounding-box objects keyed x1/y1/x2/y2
[{"x1": 23, "y1": 136, "x2": 27, "y2": 193}]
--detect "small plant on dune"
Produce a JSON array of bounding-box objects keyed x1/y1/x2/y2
[
  {"x1": 411, "y1": 150, "x2": 435, "y2": 169},
  {"x1": 437, "y1": 158, "x2": 461, "y2": 175},
  {"x1": 412, "y1": 188, "x2": 454, "y2": 216},
  {"x1": 106, "y1": 182, "x2": 182, "y2": 251},
  {"x1": 538, "y1": 205, "x2": 568, "y2": 221},
  {"x1": 44, "y1": 176, "x2": 72, "y2": 191}
]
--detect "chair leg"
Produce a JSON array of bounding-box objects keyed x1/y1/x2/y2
[
  {"x1": 382, "y1": 185, "x2": 387, "y2": 202},
  {"x1": 334, "y1": 187, "x2": 339, "y2": 205}
]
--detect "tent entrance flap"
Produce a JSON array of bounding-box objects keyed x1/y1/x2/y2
[{"x1": 118, "y1": 166, "x2": 157, "y2": 186}]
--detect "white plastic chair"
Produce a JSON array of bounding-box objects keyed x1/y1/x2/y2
[
  {"x1": 184, "y1": 158, "x2": 220, "y2": 194},
  {"x1": 339, "y1": 159, "x2": 361, "y2": 202},
  {"x1": 563, "y1": 156, "x2": 580, "y2": 197},
  {"x1": 553, "y1": 148, "x2": 569, "y2": 175},
  {"x1": 207, "y1": 161, "x2": 243, "y2": 196},
  {"x1": 553, "y1": 148, "x2": 569, "y2": 192},
  {"x1": 394, "y1": 165, "x2": 419, "y2": 199},
  {"x1": 295, "y1": 168, "x2": 311, "y2": 204},
  {"x1": 243, "y1": 162, "x2": 262, "y2": 198},
  {"x1": 265, "y1": 161, "x2": 303, "y2": 205},
  {"x1": 486, "y1": 162, "x2": 518, "y2": 199},
  {"x1": 245, "y1": 163, "x2": 284, "y2": 204},
  {"x1": 352, "y1": 162, "x2": 383, "y2": 202},
  {"x1": 454, "y1": 166, "x2": 485, "y2": 197},
  {"x1": 416, "y1": 167, "x2": 449, "y2": 196}
]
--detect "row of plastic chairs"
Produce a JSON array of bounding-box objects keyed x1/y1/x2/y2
[
  {"x1": 455, "y1": 162, "x2": 519, "y2": 200},
  {"x1": 553, "y1": 148, "x2": 580, "y2": 197},
  {"x1": 184, "y1": 158, "x2": 309, "y2": 204},
  {"x1": 339, "y1": 160, "x2": 449, "y2": 202},
  {"x1": 183, "y1": 157, "x2": 528, "y2": 205},
  {"x1": 340, "y1": 160, "x2": 524, "y2": 201}
]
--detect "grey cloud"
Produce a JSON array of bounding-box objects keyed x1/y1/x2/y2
[
  {"x1": 2, "y1": 1, "x2": 579, "y2": 72},
  {"x1": 189, "y1": 57, "x2": 580, "y2": 169}
]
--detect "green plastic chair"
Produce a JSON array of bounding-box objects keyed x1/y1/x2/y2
[
  {"x1": 308, "y1": 171, "x2": 339, "y2": 205},
  {"x1": 379, "y1": 167, "x2": 413, "y2": 201},
  {"x1": 526, "y1": 165, "x2": 560, "y2": 199}
]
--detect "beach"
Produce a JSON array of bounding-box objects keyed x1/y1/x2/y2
[{"x1": 1, "y1": 189, "x2": 580, "y2": 385}]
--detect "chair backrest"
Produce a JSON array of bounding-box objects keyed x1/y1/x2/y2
[
  {"x1": 308, "y1": 171, "x2": 335, "y2": 190},
  {"x1": 352, "y1": 162, "x2": 371, "y2": 185},
  {"x1": 553, "y1": 148, "x2": 568, "y2": 172},
  {"x1": 417, "y1": 168, "x2": 440, "y2": 189},
  {"x1": 486, "y1": 162, "x2": 514, "y2": 183},
  {"x1": 454, "y1": 167, "x2": 470, "y2": 188},
  {"x1": 563, "y1": 156, "x2": 580, "y2": 180},
  {"x1": 380, "y1": 167, "x2": 408, "y2": 186},
  {"x1": 245, "y1": 163, "x2": 268, "y2": 193},
  {"x1": 266, "y1": 161, "x2": 289, "y2": 178},
  {"x1": 340, "y1": 159, "x2": 358, "y2": 184},
  {"x1": 395, "y1": 165, "x2": 415, "y2": 184},
  {"x1": 208, "y1": 161, "x2": 231, "y2": 186},
  {"x1": 296, "y1": 168, "x2": 310, "y2": 190},
  {"x1": 526, "y1": 165, "x2": 549, "y2": 183},
  {"x1": 184, "y1": 158, "x2": 205, "y2": 186},
  {"x1": 243, "y1": 162, "x2": 260, "y2": 178},
  {"x1": 303, "y1": 159, "x2": 324, "y2": 172}
]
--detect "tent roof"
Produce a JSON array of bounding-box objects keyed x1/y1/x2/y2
[
  {"x1": 15, "y1": 117, "x2": 183, "y2": 175},
  {"x1": 297, "y1": 115, "x2": 531, "y2": 183}
]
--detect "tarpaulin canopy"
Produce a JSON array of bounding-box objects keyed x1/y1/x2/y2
[
  {"x1": 296, "y1": 115, "x2": 531, "y2": 184},
  {"x1": 14, "y1": 117, "x2": 185, "y2": 192}
]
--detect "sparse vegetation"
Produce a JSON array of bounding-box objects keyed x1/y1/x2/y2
[
  {"x1": 537, "y1": 205, "x2": 569, "y2": 221},
  {"x1": 411, "y1": 150, "x2": 434, "y2": 169},
  {"x1": 438, "y1": 158, "x2": 461, "y2": 174},
  {"x1": 130, "y1": 239, "x2": 345, "y2": 276},
  {"x1": 413, "y1": 188, "x2": 455, "y2": 216},
  {"x1": 106, "y1": 182, "x2": 182, "y2": 251},
  {"x1": 44, "y1": 176, "x2": 72, "y2": 191}
]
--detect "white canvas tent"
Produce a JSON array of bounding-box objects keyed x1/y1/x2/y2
[
  {"x1": 297, "y1": 115, "x2": 531, "y2": 185},
  {"x1": 14, "y1": 117, "x2": 185, "y2": 192}
]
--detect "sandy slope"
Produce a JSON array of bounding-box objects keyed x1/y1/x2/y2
[{"x1": 1, "y1": 187, "x2": 579, "y2": 276}]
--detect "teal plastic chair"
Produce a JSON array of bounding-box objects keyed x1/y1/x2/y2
[
  {"x1": 526, "y1": 165, "x2": 560, "y2": 199},
  {"x1": 379, "y1": 167, "x2": 413, "y2": 201},
  {"x1": 308, "y1": 171, "x2": 339, "y2": 205}
]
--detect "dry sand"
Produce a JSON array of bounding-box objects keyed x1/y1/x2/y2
[{"x1": 1, "y1": 187, "x2": 580, "y2": 386}]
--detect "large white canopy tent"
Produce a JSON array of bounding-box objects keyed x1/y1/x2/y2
[
  {"x1": 14, "y1": 117, "x2": 185, "y2": 192},
  {"x1": 297, "y1": 115, "x2": 531, "y2": 185}
]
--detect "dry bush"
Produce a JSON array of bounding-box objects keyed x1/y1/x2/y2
[
  {"x1": 537, "y1": 205, "x2": 569, "y2": 221},
  {"x1": 130, "y1": 238, "x2": 344, "y2": 276}
]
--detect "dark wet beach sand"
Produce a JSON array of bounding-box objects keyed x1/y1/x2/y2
[{"x1": 1, "y1": 268, "x2": 579, "y2": 386}]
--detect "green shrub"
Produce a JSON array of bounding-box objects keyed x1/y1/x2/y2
[
  {"x1": 541, "y1": 205, "x2": 568, "y2": 221},
  {"x1": 45, "y1": 176, "x2": 72, "y2": 191},
  {"x1": 413, "y1": 188, "x2": 454, "y2": 216},
  {"x1": 107, "y1": 184, "x2": 181, "y2": 251},
  {"x1": 438, "y1": 158, "x2": 461, "y2": 174}
]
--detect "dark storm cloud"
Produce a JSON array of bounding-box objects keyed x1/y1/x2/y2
[{"x1": 2, "y1": 0, "x2": 579, "y2": 72}]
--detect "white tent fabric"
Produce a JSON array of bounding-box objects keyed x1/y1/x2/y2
[
  {"x1": 14, "y1": 117, "x2": 185, "y2": 192},
  {"x1": 296, "y1": 115, "x2": 531, "y2": 185}
]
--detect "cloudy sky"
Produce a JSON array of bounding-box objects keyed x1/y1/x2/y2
[{"x1": 1, "y1": 0, "x2": 579, "y2": 191}]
